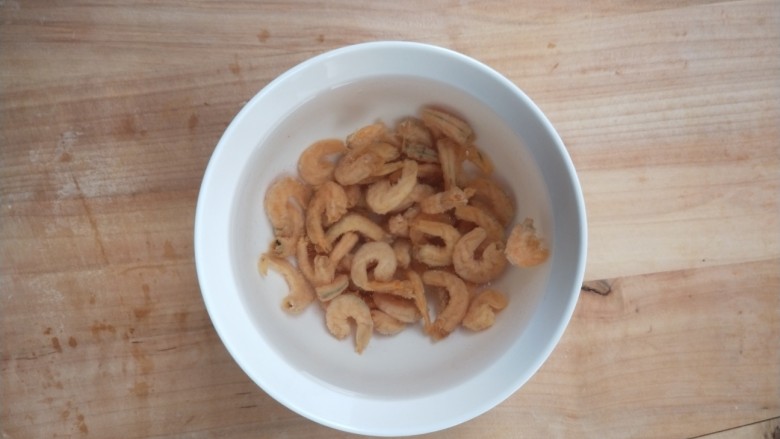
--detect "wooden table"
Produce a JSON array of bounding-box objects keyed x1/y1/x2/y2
[{"x1": 2, "y1": 1, "x2": 778, "y2": 437}]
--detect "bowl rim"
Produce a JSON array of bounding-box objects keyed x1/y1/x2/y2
[{"x1": 194, "y1": 40, "x2": 587, "y2": 436}]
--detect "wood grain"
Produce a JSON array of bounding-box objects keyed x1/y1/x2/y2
[{"x1": 1, "y1": 0, "x2": 778, "y2": 437}]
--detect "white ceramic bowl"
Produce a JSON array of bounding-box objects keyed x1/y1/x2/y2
[{"x1": 195, "y1": 41, "x2": 586, "y2": 436}]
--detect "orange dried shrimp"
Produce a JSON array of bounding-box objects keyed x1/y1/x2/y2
[{"x1": 259, "y1": 106, "x2": 550, "y2": 353}]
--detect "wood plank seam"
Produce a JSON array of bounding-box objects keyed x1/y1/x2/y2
[{"x1": 687, "y1": 416, "x2": 780, "y2": 439}]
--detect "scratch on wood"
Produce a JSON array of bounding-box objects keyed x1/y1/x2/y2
[
  {"x1": 15, "y1": 352, "x2": 55, "y2": 361},
  {"x1": 73, "y1": 175, "x2": 108, "y2": 265},
  {"x1": 581, "y1": 280, "x2": 612, "y2": 296},
  {"x1": 117, "y1": 262, "x2": 175, "y2": 275}
]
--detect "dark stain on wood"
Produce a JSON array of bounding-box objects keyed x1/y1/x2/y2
[
  {"x1": 131, "y1": 381, "x2": 150, "y2": 398},
  {"x1": 132, "y1": 344, "x2": 154, "y2": 374},
  {"x1": 228, "y1": 56, "x2": 241, "y2": 75},
  {"x1": 133, "y1": 284, "x2": 153, "y2": 319},
  {"x1": 163, "y1": 240, "x2": 176, "y2": 259},
  {"x1": 76, "y1": 414, "x2": 88, "y2": 434},
  {"x1": 188, "y1": 113, "x2": 199, "y2": 132},
  {"x1": 581, "y1": 279, "x2": 612, "y2": 296},
  {"x1": 115, "y1": 115, "x2": 137, "y2": 139},
  {"x1": 174, "y1": 311, "x2": 189, "y2": 330},
  {"x1": 91, "y1": 321, "x2": 116, "y2": 339},
  {"x1": 51, "y1": 337, "x2": 62, "y2": 353}
]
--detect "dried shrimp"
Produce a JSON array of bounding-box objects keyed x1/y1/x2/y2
[
  {"x1": 297, "y1": 139, "x2": 346, "y2": 186},
  {"x1": 462, "y1": 289, "x2": 508, "y2": 331},
  {"x1": 452, "y1": 227, "x2": 507, "y2": 284},
  {"x1": 258, "y1": 106, "x2": 551, "y2": 354},
  {"x1": 505, "y1": 218, "x2": 550, "y2": 267},
  {"x1": 258, "y1": 253, "x2": 314, "y2": 314},
  {"x1": 422, "y1": 270, "x2": 469, "y2": 340},
  {"x1": 325, "y1": 294, "x2": 373, "y2": 354}
]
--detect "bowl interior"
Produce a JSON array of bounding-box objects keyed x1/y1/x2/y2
[{"x1": 231, "y1": 75, "x2": 553, "y2": 398}]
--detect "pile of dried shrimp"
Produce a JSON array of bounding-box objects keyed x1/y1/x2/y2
[{"x1": 259, "y1": 106, "x2": 549, "y2": 354}]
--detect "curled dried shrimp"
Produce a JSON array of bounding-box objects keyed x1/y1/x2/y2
[
  {"x1": 373, "y1": 293, "x2": 422, "y2": 323},
  {"x1": 325, "y1": 213, "x2": 389, "y2": 245},
  {"x1": 462, "y1": 289, "x2": 508, "y2": 331},
  {"x1": 306, "y1": 181, "x2": 348, "y2": 252},
  {"x1": 454, "y1": 204, "x2": 505, "y2": 243},
  {"x1": 452, "y1": 227, "x2": 507, "y2": 284},
  {"x1": 297, "y1": 139, "x2": 346, "y2": 186},
  {"x1": 325, "y1": 294, "x2": 373, "y2": 354},
  {"x1": 505, "y1": 218, "x2": 550, "y2": 267},
  {"x1": 422, "y1": 270, "x2": 469, "y2": 340},
  {"x1": 466, "y1": 177, "x2": 514, "y2": 226},
  {"x1": 409, "y1": 219, "x2": 461, "y2": 267},
  {"x1": 264, "y1": 176, "x2": 311, "y2": 257},
  {"x1": 420, "y1": 187, "x2": 474, "y2": 214},
  {"x1": 371, "y1": 309, "x2": 406, "y2": 335},
  {"x1": 258, "y1": 106, "x2": 551, "y2": 353},
  {"x1": 258, "y1": 253, "x2": 314, "y2": 314},
  {"x1": 365, "y1": 159, "x2": 419, "y2": 214}
]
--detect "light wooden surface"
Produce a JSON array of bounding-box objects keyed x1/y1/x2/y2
[{"x1": 1, "y1": 1, "x2": 778, "y2": 437}]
